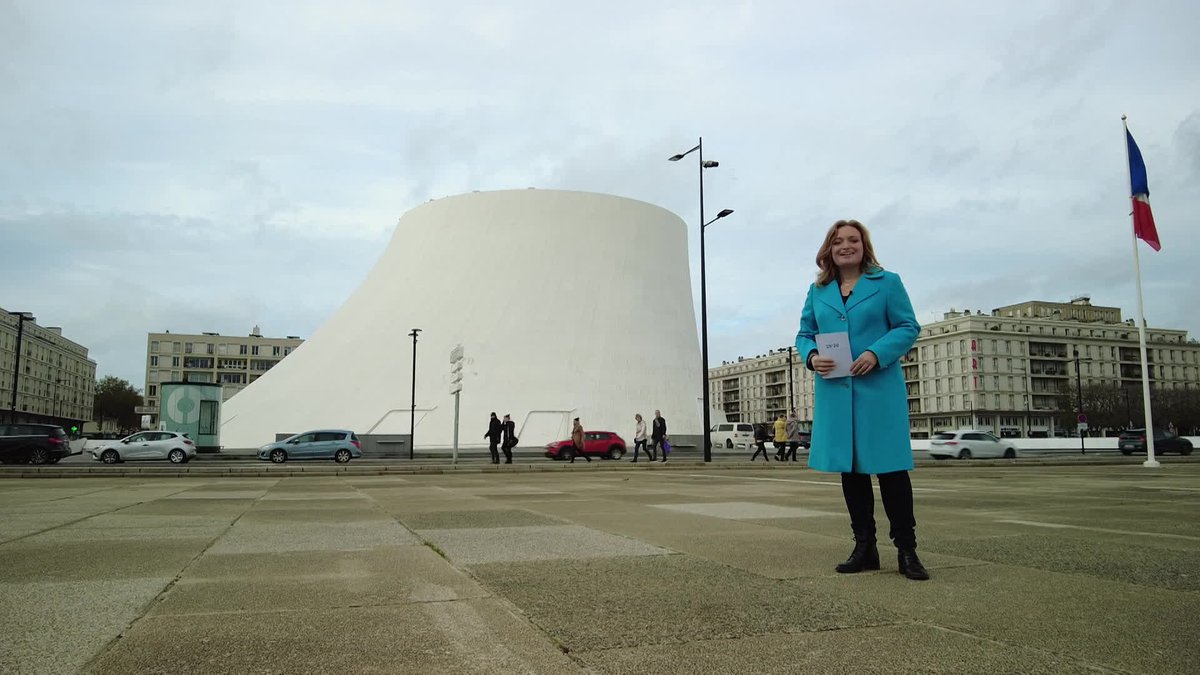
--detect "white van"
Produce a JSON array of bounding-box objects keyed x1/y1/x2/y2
[{"x1": 710, "y1": 423, "x2": 754, "y2": 449}]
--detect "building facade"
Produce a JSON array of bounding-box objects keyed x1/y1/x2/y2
[
  {"x1": 904, "y1": 297, "x2": 1199, "y2": 438},
  {"x1": 708, "y1": 296, "x2": 1200, "y2": 439},
  {"x1": 709, "y1": 348, "x2": 816, "y2": 427},
  {"x1": 1, "y1": 307, "x2": 97, "y2": 427},
  {"x1": 141, "y1": 327, "x2": 303, "y2": 426}
]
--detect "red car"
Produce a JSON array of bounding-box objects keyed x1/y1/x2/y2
[{"x1": 544, "y1": 431, "x2": 627, "y2": 461}]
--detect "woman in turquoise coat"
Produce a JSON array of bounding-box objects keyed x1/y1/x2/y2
[{"x1": 795, "y1": 219, "x2": 928, "y2": 580}]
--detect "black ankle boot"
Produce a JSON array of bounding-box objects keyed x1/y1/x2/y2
[
  {"x1": 897, "y1": 548, "x2": 930, "y2": 580},
  {"x1": 835, "y1": 537, "x2": 880, "y2": 573}
]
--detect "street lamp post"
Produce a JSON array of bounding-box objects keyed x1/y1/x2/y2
[
  {"x1": 7, "y1": 311, "x2": 33, "y2": 423},
  {"x1": 408, "y1": 328, "x2": 422, "y2": 461},
  {"x1": 1073, "y1": 349, "x2": 1086, "y2": 455},
  {"x1": 669, "y1": 137, "x2": 731, "y2": 463}
]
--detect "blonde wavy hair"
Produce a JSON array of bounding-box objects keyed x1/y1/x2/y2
[{"x1": 815, "y1": 219, "x2": 882, "y2": 286}]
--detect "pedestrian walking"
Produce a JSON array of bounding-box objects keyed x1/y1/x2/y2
[
  {"x1": 500, "y1": 414, "x2": 517, "y2": 464},
  {"x1": 651, "y1": 410, "x2": 668, "y2": 462},
  {"x1": 751, "y1": 423, "x2": 771, "y2": 461},
  {"x1": 772, "y1": 414, "x2": 788, "y2": 460},
  {"x1": 785, "y1": 410, "x2": 802, "y2": 462},
  {"x1": 483, "y1": 412, "x2": 502, "y2": 464},
  {"x1": 631, "y1": 413, "x2": 651, "y2": 462},
  {"x1": 797, "y1": 218, "x2": 927, "y2": 580},
  {"x1": 570, "y1": 416, "x2": 591, "y2": 463}
]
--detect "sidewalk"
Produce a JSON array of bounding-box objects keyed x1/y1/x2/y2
[{"x1": 1, "y1": 463, "x2": 1196, "y2": 673}]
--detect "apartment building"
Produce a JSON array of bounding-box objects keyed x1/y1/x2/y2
[
  {"x1": 1, "y1": 307, "x2": 97, "y2": 426},
  {"x1": 904, "y1": 296, "x2": 1200, "y2": 438},
  {"x1": 709, "y1": 347, "x2": 816, "y2": 426},
  {"x1": 141, "y1": 326, "x2": 303, "y2": 426},
  {"x1": 708, "y1": 296, "x2": 1200, "y2": 439}
]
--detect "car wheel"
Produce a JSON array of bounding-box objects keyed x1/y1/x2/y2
[
  {"x1": 608, "y1": 445, "x2": 624, "y2": 460},
  {"x1": 334, "y1": 449, "x2": 352, "y2": 463},
  {"x1": 101, "y1": 449, "x2": 120, "y2": 464},
  {"x1": 270, "y1": 449, "x2": 287, "y2": 463},
  {"x1": 560, "y1": 447, "x2": 575, "y2": 462},
  {"x1": 958, "y1": 449, "x2": 972, "y2": 460},
  {"x1": 725, "y1": 439, "x2": 733, "y2": 449},
  {"x1": 1181, "y1": 442, "x2": 1193, "y2": 456},
  {"x1": 28, "y1": 448, "x2": 50, "y2": 465},
  {"x1": 1003, "y1": 448, "x2": 1016, "y2": 459},
  {"x1": 168, "y1": 449, "x2": 186, "y2": 464}
]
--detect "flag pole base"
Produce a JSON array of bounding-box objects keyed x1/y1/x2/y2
[{"x1": 1142, "y1": 459, "x2": 1161, "y2": 468}]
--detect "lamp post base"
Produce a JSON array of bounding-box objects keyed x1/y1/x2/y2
[{"x1": 1142, "y1": 459, "x2": 1161, "y2": 468}]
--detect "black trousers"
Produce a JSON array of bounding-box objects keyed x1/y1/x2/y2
[
  {"x1": 488, "y1": 441, "x2": 499, "y2": 463},
  {"x1": 500, "y1": 441, "x2": 512, "y2": 463},
  {"x1": 841, "y1": 470, "x2": 917, "y2": 549},
  {"x1": 633, "y1": 439, "x2": 651, "y2": 461},
  {"x1": 751, "y1": 442, "x2": 770, "y2": 461},
  {"x1": 785, "y1": 442, "x2": 799, "y2": 461}
]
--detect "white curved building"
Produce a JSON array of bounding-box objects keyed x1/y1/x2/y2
[{"x1": 219, "y1": 189, "x2": 703, "y2": 450}]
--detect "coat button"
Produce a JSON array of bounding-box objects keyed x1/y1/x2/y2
[{"x1": 840, "y1": 315, "x2": 847, "y2": 321}]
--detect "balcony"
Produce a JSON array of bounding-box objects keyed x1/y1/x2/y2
[{"x1": 721, "y1": 380, "x2": 740, "y2": 391}]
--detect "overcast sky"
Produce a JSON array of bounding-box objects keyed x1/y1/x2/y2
[{"x1": 2, "y1": 0, "x2": 1198, "y2": 389}]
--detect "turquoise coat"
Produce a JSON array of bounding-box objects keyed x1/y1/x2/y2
[{"x1": 795, "y1": 269, "x2": 919, "y2": 474}]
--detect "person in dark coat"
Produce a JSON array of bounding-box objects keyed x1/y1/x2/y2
[
  {"x1": 797, "y1": 219, "x2": 926, "y2": 580},
  {"x1": 751, "y1": 423, "x2": 771, "y2": 462},
  {"x1": 500, "y1": 414, "x2": 516, "y2": 464},
  {"x1": 651, "y1": 409, "x2": 668, "y2": 463},
  {"x1": 484, "y1": 412, "x2": 502, "y2": 464}
]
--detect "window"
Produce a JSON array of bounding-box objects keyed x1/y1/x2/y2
[
  {"x1": 185, "y1": 343, "x2": 193, "y2": 354},
  {"x1": 284, "y1": 347, "x2": 291, "y2": 356},
  {"x1": 172, "y1": 356, "x2": 180, "y2": 367},
  {"x1": 150, "y1": 341, "x2": 159, "y2": 353},
  {"x1": 252, "y1": 346, "x2": 260, "y2": 356},
  {"x1": 273, "y1": 346, "x2": 281, "y2": 356},
  {"x1": 199, "y1": 400, "x2": 218, "y2": 436},
  {"x1": 173, "y1": 342, "x2": 181, "y2": 353},
  {"x1": 148, "y1": 385, "x2": 157, "y2": 396},
  {"x1": 239, "y1": 345, "x2": 248, "y2": 355},
  {"x1": 150, "y1": 356, "x2": 158, "y2": 366}
]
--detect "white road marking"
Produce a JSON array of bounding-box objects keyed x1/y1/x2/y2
[{"x1": 996, "y1": 519, "x2": 1200, "y2": 541}]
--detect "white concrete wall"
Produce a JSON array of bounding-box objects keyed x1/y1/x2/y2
[{"x1": 219, "y1": 189, "x2": 702, "y2": 449}]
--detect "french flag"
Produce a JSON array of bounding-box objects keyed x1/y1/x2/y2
[{"x1": 1126, "y1": 128, "x2": 1161, "y2": 251}]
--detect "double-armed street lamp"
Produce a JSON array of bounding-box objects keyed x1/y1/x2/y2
[{"x1": 669, "y1": 138, "x2": 733, "y2": 462}]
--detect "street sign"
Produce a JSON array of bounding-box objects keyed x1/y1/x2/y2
[
  {"x1": 1077, "y1": 413, "x2": 1087, "y2": 424},
  {"x1": 1077, "y1": 422, "x2": 1088, "y2": 431}
]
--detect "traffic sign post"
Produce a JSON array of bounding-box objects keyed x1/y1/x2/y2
[
  {"x1": 1077, "y1": 414, "x2": 1087, "y2": 454},
  {"x1": 450, "y1": 345, "x2": 464, "y2": 464}
]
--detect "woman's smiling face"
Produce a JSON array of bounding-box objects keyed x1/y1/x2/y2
[{"x1": 831, "y1": 225, "x2": 863, "y2": 271}]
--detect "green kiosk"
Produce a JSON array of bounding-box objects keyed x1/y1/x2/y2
[{"x1": 159, "y1": 381, "x2": 222, "y2": 452}]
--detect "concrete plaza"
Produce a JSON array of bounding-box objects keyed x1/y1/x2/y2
[{"x1": 1, "y1": 460, "x2": 1197, "y2": 673}]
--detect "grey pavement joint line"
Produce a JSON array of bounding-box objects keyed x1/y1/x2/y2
[
  {"x1": 995, "y1": 519, "x2": 1200, "y2": 542},
  {"x1": 78, "y1": 479, "x2": 281, "y2": 671}
]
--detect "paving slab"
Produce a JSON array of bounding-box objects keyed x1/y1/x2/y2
[
  {"x1": 0, "y1": 538, "x2": 211, "y2": 581},
  {"x1": 652, "y1": 501, "x2": 840, "y2": 520},
  {"x1": 804, "y1": 562, "x2": 1198, "y2": 673},
  {"x1": 1, "y1": 577, "x2": 173, "y2": 675},
  {"x1": 470, "y1": 554, "x2": 895, "y2": 653},
  {"x1": 399, "y1": 508, "x2": 562, "y2": 530},
  {"x1": 208, "y1": 520, "x2": 419, "y2": 554},
  {"x1": 87, "y1": 600, "x2": 582, "y2": 674},
  {"x1": 576, "y1": 623, "x2": 1105, "y2": 674},
  {"x1": 151, "y1": 547, "x2": 490, "y2": 614},
  {"x1": 418, "y1": 525, "x2": 670, "y2": 565}
]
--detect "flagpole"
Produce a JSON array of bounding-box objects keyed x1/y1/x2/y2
[{"x1": 1122, "y1": 114, "x2": 1159, "y2": 468}]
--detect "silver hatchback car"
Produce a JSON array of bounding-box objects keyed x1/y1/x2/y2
[
  {"x1": 257, "y1": 429, "x2": 362, "y2": 463},
  {"x1": 91, "y1": 431, "x2": 197, "y2": 464}
]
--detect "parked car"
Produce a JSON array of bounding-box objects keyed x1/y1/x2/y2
[
  {"x1": 710, "y1": 423, "x2": 754, "y2": 449},
  {"x1": 1117, "y1": 428, "x2": 1193, "y2": 456},
  {"x1": 90, "y1": 431, "x2": 197, "y2": 464},
  {"x1": 257, "y1": 430, "x2": 362, "y2": 463},
  {"x1": 929, "y1": 430, "x2": 1018, "y2": 460},
  {"x1": 0, "y1": 423, "x2": 73, "y2": 465},
  {"x1": 545, "y1": 431, "x2": 627, "y2": 461}
]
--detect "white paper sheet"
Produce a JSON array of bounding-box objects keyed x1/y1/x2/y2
[{"x1": 815, "y1": 331, "x2": 853, "y2": 379}]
